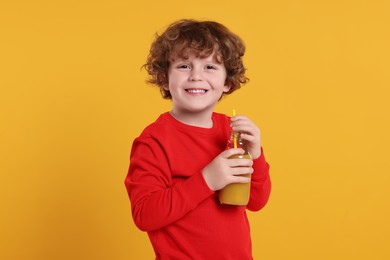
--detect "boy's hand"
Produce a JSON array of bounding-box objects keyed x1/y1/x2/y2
[
  {"x1": 202, "y1": 148, "x2": 253, "y2": 191},
  {"x1": 231, "y1": 115, "x2": 261, "y2": 159}
]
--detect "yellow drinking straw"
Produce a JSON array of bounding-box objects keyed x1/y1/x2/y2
[{"x1": 233, "y1": 109, "x2": 237, "y2": 148}]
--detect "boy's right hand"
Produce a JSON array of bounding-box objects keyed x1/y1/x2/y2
[{"x1": 201, "y1": 148, "x2": 253, "y2": 191}]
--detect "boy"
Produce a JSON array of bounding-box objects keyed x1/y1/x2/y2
[{"x1": 125, "y1": 19, "x2": 271, "y2": 259}]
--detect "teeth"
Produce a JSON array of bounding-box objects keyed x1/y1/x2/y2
[{"x1": 186, "y1": 89, "x2": 206, "y2": 93}]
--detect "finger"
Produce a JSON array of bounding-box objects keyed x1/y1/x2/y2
[
  {"x1": 231, "y1": 166, "x2": 253, "y2": 176},
  {"x1": 239, "y1": 133, "x2": 258, "y2": 144},
  {"x1": 227, "y1": 158, "x2": 253, "y2": 167},
  {"x1": 232, "y1": 125, "x2": 259, "y2": 136},
  {"x1": 231, "y1": 117, "x2": 254, "y2": 127},
  {"x1": 231, "y1": 175, "x2": 252, "y2": 184},
  {"x1": 231, "y1": 115, "x2": 249, "y2": 122},
  {"x1": 221, "y1": 148, "x2": 245, "y2": 159}
]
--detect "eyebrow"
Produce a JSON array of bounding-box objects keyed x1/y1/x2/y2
[{"x1": 170, "y1": 55, "x2": 221, "y2": 64}]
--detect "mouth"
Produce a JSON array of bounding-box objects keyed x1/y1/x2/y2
[{"x1": 185, "y1": 88, "x2": 208, "y2": 94}]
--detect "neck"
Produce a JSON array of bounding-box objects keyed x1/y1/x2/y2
[{"x1": 169, "y1": 108, "x2": 214, "y2": 128}]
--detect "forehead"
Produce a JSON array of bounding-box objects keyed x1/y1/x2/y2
[{"x1": 170, "y1": 48, "x2": 222, "y2": 63}]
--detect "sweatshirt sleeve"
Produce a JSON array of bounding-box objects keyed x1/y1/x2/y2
[
  {"x1": 246, "y1": 147, "x2": 271, "y2": 211},
  {"x1": 124, "y1": 136, "x2": 214, "y2": 232}
]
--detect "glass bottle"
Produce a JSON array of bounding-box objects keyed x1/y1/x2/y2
[{"x1": 219, "y1": 130, "x2": 252, "y2": 205}]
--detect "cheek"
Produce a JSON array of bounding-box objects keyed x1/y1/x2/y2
[
  {"x1": 218, "y1": 75, "x2": 229, "y2": 91},
  {"x1": 168, "y1": 73, "x2": 185, "y2": 86},
  {"x1": 166, "y1": 77, "x2": 176, "y2": 89}
]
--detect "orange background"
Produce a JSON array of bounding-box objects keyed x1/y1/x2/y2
[{"x1": 1, "y1": 0, "x2": 389, "y2": 259}]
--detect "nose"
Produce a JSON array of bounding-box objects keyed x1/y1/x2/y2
[{"x1": 188, "y1": 68, "x2": 203, "y2": 81}]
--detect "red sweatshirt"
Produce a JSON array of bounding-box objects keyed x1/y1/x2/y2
[{"x1": 125, "y1": 112, "x2": 271, "y2": 259}]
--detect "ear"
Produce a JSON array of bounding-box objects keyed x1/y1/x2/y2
[
  {"x1": 162, "y1": 82, "x2": 170, "y2": 91},
  {"x1": 223, "y1": 84, "x2": 231, "y2": 93}
]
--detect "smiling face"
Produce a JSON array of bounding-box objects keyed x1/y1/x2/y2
[{"x1": 164, "y1": 51, "x2": 230, "y2": 122}]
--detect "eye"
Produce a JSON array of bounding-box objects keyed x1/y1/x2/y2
[
  {"x1": 177, "y1": 64, "x2": 191, "y2": 69},
  {"x1": 205, "y1": 64, "x2": 217, "y2": 70}
]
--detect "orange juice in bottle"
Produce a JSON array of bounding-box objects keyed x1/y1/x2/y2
[{"x1": 219, "y1": 111, "x2": 252, "y2": 206}]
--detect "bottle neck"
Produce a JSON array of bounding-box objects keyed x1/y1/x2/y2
[{"x1": 228, "y1": 131, "x2": 250, "y2": 155}]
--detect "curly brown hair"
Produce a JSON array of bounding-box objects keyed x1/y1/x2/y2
[{"x1": 143, "y1": 19, "x2": 249, "y2": 99}]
